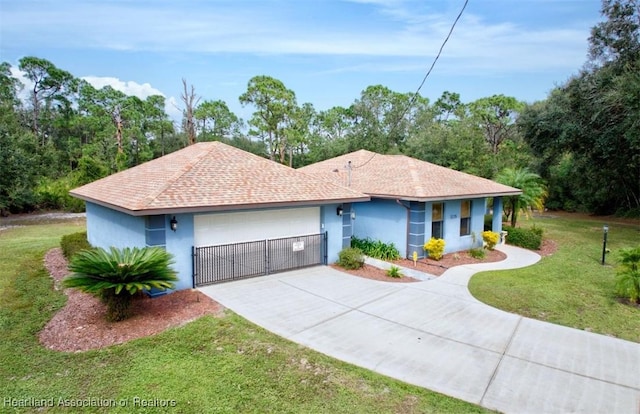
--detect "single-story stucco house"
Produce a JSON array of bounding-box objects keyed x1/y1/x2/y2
[
  {"x1": 299, "y1": 150, "x2": 522, "y2": 259},
  {"x1": 70, "y1": 142, "x2": 369, "y2": 291}
]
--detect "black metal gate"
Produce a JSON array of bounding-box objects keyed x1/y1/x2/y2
[{"x1": 193, "y1": 232, "x2": 327, "y2": 287}]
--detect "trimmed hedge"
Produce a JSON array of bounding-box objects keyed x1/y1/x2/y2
[
  {"x1": 60, "y1": 231, "x2": 92, "y2": 259},
  {"x1": 503, "y1": 225, "x2": 543, "y2": 250}
]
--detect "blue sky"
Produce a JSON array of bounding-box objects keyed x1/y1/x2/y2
[{"x1": 1, "y1": 0, "x2": 602, "y2": 121}]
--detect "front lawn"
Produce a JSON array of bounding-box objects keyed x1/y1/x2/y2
[
  {"x1": 469, "y1": 213, "x2": 640, "y2": 342},
  {"x1": 0, "y1": 222, "x2": 490, "y2": 413}
]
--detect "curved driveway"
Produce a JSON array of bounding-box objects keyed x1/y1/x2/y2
[{"x1": 199, "y1": 245, "x2": 640, "y2": 413}]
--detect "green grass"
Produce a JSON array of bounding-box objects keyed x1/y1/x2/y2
[
  {"x1": 469, "y1": 213, "x2": 640, "y2": 342},
  {"x1": 0, "y1": 222, "x2": 490, "y2": 413}
]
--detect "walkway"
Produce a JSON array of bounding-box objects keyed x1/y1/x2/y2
[{"x1": 199, "y1": 245, "x2": 640, "y2": 413}]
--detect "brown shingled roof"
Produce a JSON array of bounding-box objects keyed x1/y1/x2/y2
[
  {"x1": 70, "y1": 142, "x2": 369, "y2": 215},
  {"x1": 298, "y1": 150, "x2": 522, "y2": 201}
]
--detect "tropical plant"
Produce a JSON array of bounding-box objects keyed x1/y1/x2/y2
[
  {"x1": 63, "y1": 246, "x2": 178, "y2": 322},
  {"x1": 351, "y1": 236, "x2": 401, "y2": 260},
  {"x1": 468, "y1": 248, "x2": 486, "y2": 259},
  {"x1": 482, "y1": 231, "x2": 500, "y2": 250},
  {"x1": 495, "y1": 168, "x2": 548, "y2": 227},
  {"x1": 386, "y1": 266, "x2": 402, "y2": 278},
  {"x1": 615, "y1": 246, "x2": 640, "y2": 304},
  {"x1": 424, "y1": 237, "x2": 446, "y2": 261},
  {"x1": 337, "y1": 247, "x2": 365, "y2": 270}
]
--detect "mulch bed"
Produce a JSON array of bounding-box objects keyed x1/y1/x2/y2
[
  {"x1": 329, "y1": 263, "x2": 420, "y2": 283},
  {"x1": 40, "y1": 248, "x2": 225, "y2": 352},
  {"x1": 333, "y1": 241, "x2": 558, "y2": 282}
]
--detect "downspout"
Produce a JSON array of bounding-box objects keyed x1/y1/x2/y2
[{"x1": 396, "y1": 199, "x2": 410, "y2": 259}]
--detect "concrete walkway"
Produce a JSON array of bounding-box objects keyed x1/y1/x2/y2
[{"x1": 199, "y1": 245, "x2": 640, "y2": 413}]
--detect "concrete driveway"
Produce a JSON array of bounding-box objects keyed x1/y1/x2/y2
[{"x1": 199, "y1": 245, "x2": 640, "y2": 413}]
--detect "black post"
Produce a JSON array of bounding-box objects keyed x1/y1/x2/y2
[{"x1": 601, "y1": 225, "x2": 609, "y2": 265}]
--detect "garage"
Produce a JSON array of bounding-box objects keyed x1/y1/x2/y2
[
  {"x1": 194, "y1": 207, "x2": 320, "y2": 246},
  {"x1": 193, "y1": 207, "x2": 326, "y2": 286}
]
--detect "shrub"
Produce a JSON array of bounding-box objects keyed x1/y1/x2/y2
[
  {"x1": 60, "y1": 231, "x2": 92, "y2": 259},
  {"x1": 615, "y1": 246, "x2": 640, "y2": 304},
  {"x1": 351, "y1": 236, "x2": 401, "y2": 260},
  {"x1": 424, "y1": 237, "x2": 446, "y2": 261},
  {"x1": 35, "y1": 176, "x2": 85, "y2": 212},
  {"x1": 469, "y1": 248, "x2": 486, "y2": 259},
  {"x1": 482, "y1": 231, "x2": 500, "y2": 250},
  {"x1": 63, "y1": 247, "x2": 178, "y2": 322},
  {"x1": 502, "y1": 226, "x2": 542, "y2": 250},
  {"x1": 386, "y1": 265, "x2": 402, "y2": 278},
  {"x1": 530, "y1": 224, "x2": 544, "y2": 238},
  {"x1": 337, "y1": 247, "x2": 365, "y2": 270}
]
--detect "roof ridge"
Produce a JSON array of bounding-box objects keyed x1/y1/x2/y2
[
  {"x1": 138, "y1": 143, "x2": 215, "y2": 209},
  {"x1": 407, "y1": 157, "x2": 427, "y2": 197}
]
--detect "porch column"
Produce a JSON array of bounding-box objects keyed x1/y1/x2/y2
[
  {"x1": 341, "y1": 203, "x2": 353, "y2": 248},
  {"x1": 492, "y1": 197, "x2": 503, "y2": 233},
  {"x1": 408, "y1": 201, "x2": 426, "y2": 259}
]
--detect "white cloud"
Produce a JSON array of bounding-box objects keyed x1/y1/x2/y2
[
  {"x1": 165, "y1": 96, "x2": 183, "y2": 123},
  {"x1": 82, "y1": 76, "x2": 164, "y2": 99},
  {"x1": 1, "y1": 0, "x2": 597, "y2": 77}
]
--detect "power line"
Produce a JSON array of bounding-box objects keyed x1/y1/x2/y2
[{"x1": 352, "y1": 0, "x2": 469, "y2": 170}]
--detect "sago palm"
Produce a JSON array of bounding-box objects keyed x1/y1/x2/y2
[
  {"x1": 63, "y1": 246, "x2": 178, "y2": 322},
  {"x1": 495, "y1": 168, "x2": 547, "y2": 227}
]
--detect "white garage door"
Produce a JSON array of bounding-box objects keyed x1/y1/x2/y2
[{"x1": 194, "y1": 207, "x2": 320, "y2": 246}]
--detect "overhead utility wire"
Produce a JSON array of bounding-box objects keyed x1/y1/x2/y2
[{"x1": 352, "y1": 0, "x2": 469, "y2": 170}]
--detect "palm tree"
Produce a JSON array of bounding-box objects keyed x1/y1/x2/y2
[
  {"x1": 63, "y1": 247, "x2": 178, "y2": 322},
  {"x1": 496, "y1": 168, "x2": 547, "y2": 227}
]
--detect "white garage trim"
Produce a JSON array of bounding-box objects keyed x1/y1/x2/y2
[{"x1": 194, "y1": 207, "x2": 320, "y2": 247}]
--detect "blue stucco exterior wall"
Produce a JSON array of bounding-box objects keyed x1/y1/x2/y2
[
  {"x1": 85, "y1": 203, "x2": 146, "y2": 249},
  {"x1": 85, "y1": 203, "x2": 194, "y2": 291},
  {"x1": 165, "y1": 213, "x2": 195, "y2": 291},
  {"x1": 321, "y1": 204, "x2": 344, "y2": 264},
  {"x1": 86, "y1": 202, "x2": 349, "y2": 291},
  {"x1": 431, "y1": 198, "x2": 486, "y2": 253},
  {"x1": 352, "y1": 198, "x2": 408, "y2": 257}
]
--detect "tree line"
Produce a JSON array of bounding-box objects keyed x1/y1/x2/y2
[{"x1": 1, "y1": 0, "x2": 637, "y2": 217}]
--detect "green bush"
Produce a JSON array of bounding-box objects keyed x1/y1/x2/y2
[
  {"x1": 503, "y1": 225, "x2": 542, "y2": 250},
  {"x1": 615, "y1": 246, "x2": 640, "y2": 304},
  {"x1": 469, "y1": 248, "x2": 486, "y2": 259},
  {"x1": 386, "y1": 265, "x2": 402, "y2": 278},
  {"x1": 530, "y1": 224, "x2": 544, "y2": 238},
  {"x1": 351, "y1": 236, "x2": 401, "y2": 260},
  {"x1": 60, "y1": 231, "x2": 92, "y2": 259},
  {"x1": 35, "y1": 176, "x2": 85, "y2": 212},
  {"x1": 337, "y1": 247, "x2": 365, "y2": 270}
]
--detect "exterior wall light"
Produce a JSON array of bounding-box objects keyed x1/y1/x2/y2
[
  {"x1": 350, "y1": 210, "x2": 356, "y2": 220},
  {"x1": 170, "y1": 216, "x2": 178, "y2": 232},
  {"x1": 337, "y1": 206, "x2": 343, "y2": 216}
]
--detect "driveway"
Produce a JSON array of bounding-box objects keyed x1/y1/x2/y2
[{"x1": 199, "y1": 245, "x2": 640, "y2": 414}]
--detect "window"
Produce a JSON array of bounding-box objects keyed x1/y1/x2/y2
[
  {"x1": 431, "y1": 203, "x2": 444, "y2": 239},
  {"x1": 145, "y1": 215, "x2": 166, "y2": 246},
  {"x1": 460, "y1": 200, "x2": 471, "y2": 236}
]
